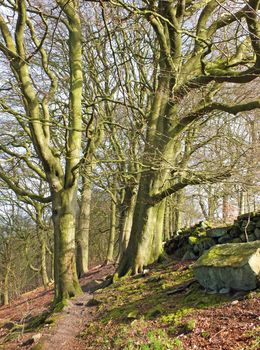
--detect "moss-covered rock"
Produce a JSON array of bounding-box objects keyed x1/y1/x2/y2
[{"x1": 193, "y1": 241, "x2": 260, "y2": 292}]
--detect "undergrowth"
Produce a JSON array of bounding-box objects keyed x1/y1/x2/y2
[{"x1": 79, "y1": 260, "x2": 233, "y2": 350}]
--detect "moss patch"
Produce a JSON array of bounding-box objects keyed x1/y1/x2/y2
[{"x1": 79, "y1": 260, "x2": 236, "y2": 349}]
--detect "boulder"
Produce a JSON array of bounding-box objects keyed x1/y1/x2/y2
[
  {"x1": 256, "y1": 219, "x2": 260, "y2": 229},
  {"x1": 255, "y1": 228, "x2": 260, "y2": 240},
  {"x1": 193, "y1": 241, "x2": 260, "y2": 292},
  {"x1": 207, "y1": 227, "x2": 228, "y2": 238},
  {"x1": 218, "y1": 234, "x2": 232, "y2": 244}
]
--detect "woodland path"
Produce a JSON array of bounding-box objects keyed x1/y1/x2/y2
[
  {"x1": 40, "y1": 293, "x2": 93, "y2": 350},
  {"x1": 39, "y1": 264, "x2": 115, "y2": 350}
]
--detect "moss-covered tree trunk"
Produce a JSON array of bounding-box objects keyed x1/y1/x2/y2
[
  {"x1": 52, "y1": 187, "x2": 81, "y2": 301},
  {"x1": 76, "y1": 176, "x2": 91, "y2": 276},
  {"x1": 106, "y1": 192, "x2": 117, "y2": 263},
  {"x1": 0, "y1": 0, "x2": 83, "y2": 302},
  {"x1": 3, "y1": 263, "x2": 10, "y2": 305},
  {"x1": 39, "y1": 230, "x2": 49, "y2": 289},
  {"x1": 118, "y1": 186, "x2": 138, "y2": 258},
  {"x1": 117, "y1": 170, "x2": 168, "y2": 276}
]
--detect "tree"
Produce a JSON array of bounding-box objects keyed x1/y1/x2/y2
[
  {"x1": 0, "y1": 0, "x2": 83, "y2": 301},
  {"x1": 112, "y1": 0, "x2": 260, "y2": 276}
]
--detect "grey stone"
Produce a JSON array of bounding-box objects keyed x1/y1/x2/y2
[
  {"x1": 194, "y1": 238, "x2": 215, "y2": 255},
  {"x1": 182, "y1": 250, "x2": 197, "y2": 260},
  {"x1": 86, "y1": 298, "x2": 102, "y2": 307},
  {"x1": 229, "y1": 226, "x2": 240, "y2": 238},
  {"x1": 248, "y1": 234, "x2": 256, "y2": 242},
  {"x1": 256, "y1": 219, "x2": 260, "y2": 229},
  {"x1": 240, "y1": 234, "x2": 247, "y2": 242},
  {"x1": 231, "y1": 238, "x2": 242, "y2": 243},
  {"x1": 218, "y1": 234, "x2": 232, "y2": 244},
  {"x1": 207, "y1": 227, "x2": 228, "y2": 238},
  {"x1": 255, "y1": 228, "x2": 260, "y2": 240},
  {"x1": 193, "y1": 241, "x2": 260, "y2": 292},
  {"x1": 219, "y1": 287, "x2": 230, "y2": 294},
  {"x1": 32, "y1": 333, "x2": 42, "y2": 343}
]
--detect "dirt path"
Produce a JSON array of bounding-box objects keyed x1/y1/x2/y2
[
  {"x1": 40, "y1": 293, "x2": 92, "y2": 350},
  {"x1": 0, "y1": 264, "x2": 115, "y2": 350},
  {"x1": 38, "y1": 264, "x2": 115, "y2": 350}
]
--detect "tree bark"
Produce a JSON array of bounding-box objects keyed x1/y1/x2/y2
[
  {"x1": 40, "y1": 232, "x2": 49, "y2": 289},
  {"x1": 52, "y1": 187, "x2": 81, "y2": 301},
  {"x1": 76, "y1": 176, "x2": 91, "y2": 276},
  {"x1": 118, "y1": 186, "x2": 138, "y2": 258},
  {"x1": 3, "y1": 263, "x2": 10, "y2": 305},
  {"x1": 164, "y1": 199, "x2": 171, "y2": 241},
  {"x1": 117, "y1": 170, "x2": 167, "y2": 276},
  {"x1": 106, "y1": 192, "x2": 117, "y2": 263}
]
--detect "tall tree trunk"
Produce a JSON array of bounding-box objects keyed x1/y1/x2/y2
[
  {"x1": 164, "y1": 199, "x2": 171, "y2": 241},
  {"x1": 39, "y1": 232, "x2": 49, "y2": 289},
  {"x1": 222, "y1": 194, "x2": 229, "y2": 223},
  {"x1": 76, "y1": 175, "x2": 91, "y2": 276},
  {"x1": 3, "y1": 263, "x2": 10, "y2": 305},
  {"x1": 35, "y1": 206, "x2": 50, "y2": 289},
  {"x1": 208, "y1": 194, "x2": 216, "y2": 222},
  {"x1": 118, "y1": 186, "x2": 138, "y2": 258},
  {"x1": 172, "y1": 191, "x2": 184, "y2": 232},
  {"x1": 52, "y1": 187, "x2": 81, "y2": 302},
  {"x1": 117, "y1": 171, "x2": 167, "y2": 276},
  {"x1": 106, "y1": 193, "x2": 117, "y2": 263},
  {"x1": 117, "y1": 75, "x2": 173, "y2": 276}
]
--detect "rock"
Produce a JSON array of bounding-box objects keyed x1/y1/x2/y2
[
  {"x1": 229, "y1": 226, "x2": 240, "y2": 238},
  {"x1": 218, "y1": 234, "x2": 232, "y2": 244},
  {"x1": 86, "y1": 298, "x2": 102, "y2": 307},
  {"x1": 239, "y1": 233, "x2": 247, "y2": 242},
  {"x1": 219, "y1": 287, "x2": 230, "y2": 294},
  {"x1": 22, "y1": 333, "x2": 42, "y2": 346},
  {"x1": 32, "y1": 333, "x2": 42, "y2": 343},
  {"x1": 231, "y1": 238, "x2": 242, "y2": 243},
  {"x1": 195, "y1": 238, "x2": 215, "y2": 255},
  {"x1": 231, "y1": 300, "x2": 239, "y2": 305},
  {"x1": 207, "y1": 227, "x2": 228, "y2": 238},
  {"x1": 2, "y1": 321, "x2": 15, "y2": 330},
  {"x1": 256, "y1": 219, "x2": 260, "y2": 229},
  {"x1": 188, "y1": 236, "x2": 198, "y2": 245},
  {"x1": 248, "y1": 234, "x2": 256, "y2": 242},
  {"x1": 182, "y1": 250, "x2": 197, "y2": 260},
  {"x1": 193, "y1": 241, "x2": 260, "y2": 292},
  {"x1": 255, "y1": 228, "x2": 260, "y2": 240}
]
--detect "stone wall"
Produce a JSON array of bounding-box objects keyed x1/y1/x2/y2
[{"x1": 164, "y1": 211, "x2": 260, "y2": 260}]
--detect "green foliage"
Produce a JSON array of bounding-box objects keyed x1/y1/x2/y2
[
  {"x1": 183, "y1": 319, "x2": 196, "y2": 333},
  {"x1": 243, "y1": 327, "x2": 260, "y2": 350}
]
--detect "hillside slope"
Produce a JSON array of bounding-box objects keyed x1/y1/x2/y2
[{"x1": 0, "y1": 259, "x2": 259, "y2": 350}]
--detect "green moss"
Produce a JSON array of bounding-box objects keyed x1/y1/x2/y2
[
  {"x1": 243, "y1": 327, "x2": 260, "y2": 350},
  {"x1": 183, "y1": 319, "x2": 196, "y2": 332},
  {"x1": 194, "y1": 241, "x2": 260, "y2": 267},
  {"x1": 201, "y1": 331, "x2": 210, "y2": 338},
  {"x1": 188, "y1": 236, "x2": 199, "y2": 245},
  {"x1": 161, "y1": 307, "x2": 194, "y2": 325},
  {"x1": 53, "y1": 299, "x2": 69, "y2": 312},
  {"x1": 31, "y1": 342, "x2": 44, "y2": 350},
  {"x1": 145, "y1": 306, "x2": 163, "y2": 319}
]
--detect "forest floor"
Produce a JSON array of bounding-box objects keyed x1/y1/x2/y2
[{"x1": 0, "y1": 259, "x2": 259, "y2": 350}]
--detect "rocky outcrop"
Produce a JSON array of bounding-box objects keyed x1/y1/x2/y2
[
  {"x1": 193, "y1": 241, "x2": 260, "y2": 292},
  {"x1": 164, "y1": 211, "x2": 260, "y2": 260}
]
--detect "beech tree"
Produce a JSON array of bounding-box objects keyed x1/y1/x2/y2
[
  {"x1": 0, "y1": 0, "x2": 83, "y2": 301},
  {"x1": 111, "y1": 0, "x2": 260, "y2": 276}
]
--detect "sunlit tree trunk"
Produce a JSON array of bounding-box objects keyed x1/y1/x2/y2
[
  {"x1": 106, "y1": 191, "x2": 117, "y2": 263},
  {"x1": 76, "y1": 175, "x2": 91, "y2": 276},
  {"x1": 52, "y1": 187, "x2": 81, "y2": 300},
  {"x1": 118, "y1": 186, "x2": 138, "y2": 258},
  {"x1": 164, "y1": 199, "x2": 171, "y2": 241},
  {"x1": 3, "y1": 261, "x2": 11, "y2": 305}
]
